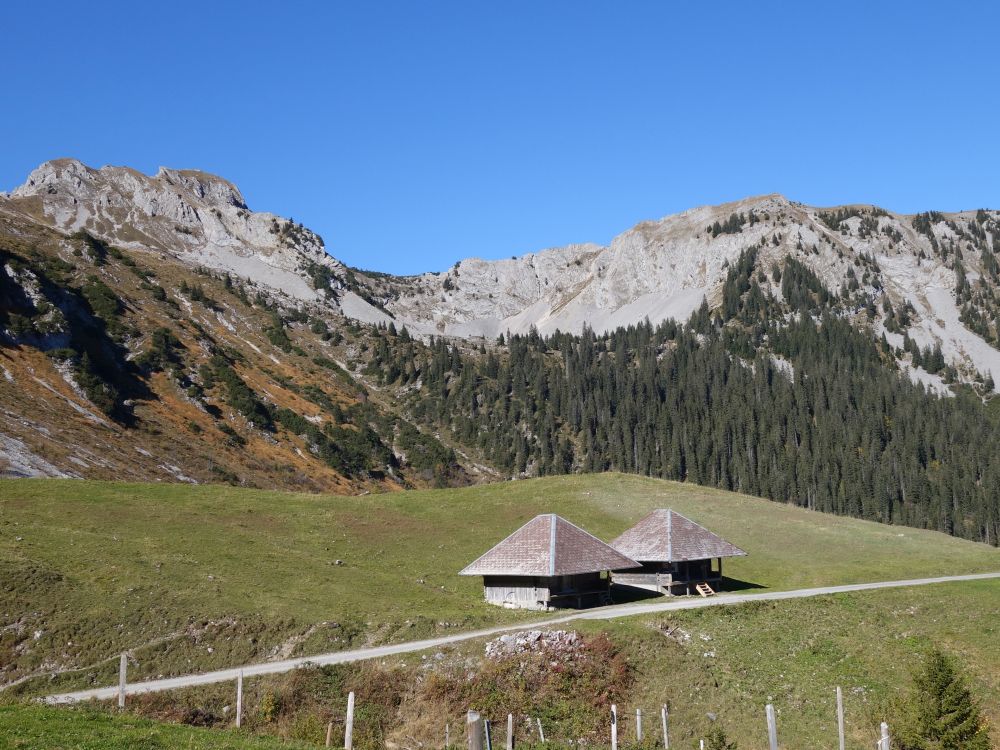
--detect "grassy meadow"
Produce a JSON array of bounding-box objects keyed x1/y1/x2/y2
[
  {"x1": 2, "y1": 473, "x2": 999, "y2": 699},
  {"x1": 5, "y1": 580, "x2": 995, "y2": 750},
  {"x1": 0, "y1": 704, "x2": 317, "y2": 749}
]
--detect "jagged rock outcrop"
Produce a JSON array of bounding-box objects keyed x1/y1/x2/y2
[{"x1": 3, "y1": 158, "x2": 344, "y2": 303}]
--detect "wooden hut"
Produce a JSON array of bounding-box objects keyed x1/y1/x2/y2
[
  {"x1": 609, "y1": 509, "x2": 746, "y2": 596},
  {"x1": 460, "y1": 514, "x2": 639, "y2": 610}
]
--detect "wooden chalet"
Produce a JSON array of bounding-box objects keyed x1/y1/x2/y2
[
  {"x1": 609, "y1": 509, "x2": 746, "y2": 596},
  {"x1": 460, "y1": 514, "x2": 640, "y2": 610}
]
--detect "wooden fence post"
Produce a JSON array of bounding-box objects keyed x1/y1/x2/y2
[
  {"x1": 536, "y1": 718, "x2": 545, "y2": 743},
  {"x1": 446, "y1": 723, "x2": 450, "y2": 749},
  {"x1": 836, "y1": 687, "x2": 845, "y2": 750},
  {"x1": 235, "y1": 670, "x2": 243, "y2": 728},
  {"x1": 766, "y1": 704, "x2": 778, "y2": 750},
  {"x1": 484, "y1": 720, "x2": 493, "y2": 750},
  {"x1": 326, "y1": 721, "x2": 334, "y2": 747},
  {"x1": 661, "y1": 705, "x2": 669, "y2": 750},
  {"x1": 506, "y1": 713, "x2": 514, "y2": 750},
  {"x1": 611, "y1": 704, "x2": 618, "y2": 750},
  {"x1": 117, "y1": 653, "x2": 127, "y2": 710},
  {"x1": 881, "y1": 721, "x2": 890, "y2": 750},
  {"x1": 345, "y1": 691, "x2": 355, "y2": 750},
  {"x1": 467, "y1": 711, "x2": 484, "y2": 750},
  {"x1": 636, "y1": 708, "x2": 642, "y2": 742}
]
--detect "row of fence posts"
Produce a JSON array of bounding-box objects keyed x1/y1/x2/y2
[
  {"x1": 467, "y1": 695, "x2": 892, "y2": 750},
  {"x1": 114, "y1": 655, "x2": 895, "y2": 749},
  {"x1": 610, "y1": 704, "x2": 671, "y2": 750}
]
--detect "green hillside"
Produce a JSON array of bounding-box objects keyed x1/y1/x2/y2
[
  {"x1": 2, "y1": 474, "x2": 998, "y2": 698},
  {"x1": 0, "y1": 704, "x2": 316, "y2": 749}
]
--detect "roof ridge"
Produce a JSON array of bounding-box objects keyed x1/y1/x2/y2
[
  {"x1": 666, "y1": 509, "x2": 673, "y2": 562},
  {"x1": 548, "y1": 514, "x2": 557, "y2": 576}
]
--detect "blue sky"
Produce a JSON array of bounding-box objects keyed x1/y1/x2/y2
[{"x1": 4, "y1": 2, "x2": 998, "y2": 274}]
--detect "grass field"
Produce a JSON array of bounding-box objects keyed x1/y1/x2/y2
[
  {"x1": 592, "y1": 578, "x2": 1000, "y2": 749},
  {"x1": 2, "y1": 473, "x2": 998, "y2": 699},
  {"x1": 0, "y1": 704, "x2": 316, "y2": 749},
  {"x1": 5, "y1": 580, "x2": 995, "y2": 750}
]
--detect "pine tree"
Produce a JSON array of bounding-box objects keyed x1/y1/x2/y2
[{"x1": 897, "y1": 649, "x2": 991, "y2": 750}]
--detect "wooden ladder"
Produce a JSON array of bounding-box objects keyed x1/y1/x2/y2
[{"x1": 695, "y1": 583, "x2": 715, "y2": 598}]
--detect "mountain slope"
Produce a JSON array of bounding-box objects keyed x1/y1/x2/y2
[
  {"x1": 3, "y1": 158, "x2": 1000, "y2": 530},
  {"x1": 365, "y1": 195, "x2": 1000, "y2": 389},
  {"x1": 0, "y1": 208, "x2": 466, "y2": 489}
]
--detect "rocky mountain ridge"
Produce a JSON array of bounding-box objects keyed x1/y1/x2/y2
[
  {"x1": 4, "y1": 159, "x2": 356, "y2": 305},
  {"x1": 4, "y1": 159, "x2": 1000, "y2": 391}
]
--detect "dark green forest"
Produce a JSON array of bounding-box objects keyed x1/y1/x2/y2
[{"x1": 365, "y1": 252, "x2": 1000, "y2": 546}]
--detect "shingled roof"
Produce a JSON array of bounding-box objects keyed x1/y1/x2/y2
[
  {"x1": 608, "y1": 509, "x2": 747, "y2": 563},
  {"x1": 460, "y1": 514, "x2": 639, "y2": 577}
]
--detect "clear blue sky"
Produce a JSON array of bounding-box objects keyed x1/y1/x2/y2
[{"x1": 4, "y1": 2, "x2": 998, "y2": 274}]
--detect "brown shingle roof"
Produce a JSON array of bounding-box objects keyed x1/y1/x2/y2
[
  {"x1": 608, "y1": 509, "x2": 747, "y2": 563},
  {"x1": 460, "y1": 514, "x2": 639, "y2": 577}
]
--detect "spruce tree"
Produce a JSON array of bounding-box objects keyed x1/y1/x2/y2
[{"x1": 897, "y1": 649, "x2": 991, "y2": 750}]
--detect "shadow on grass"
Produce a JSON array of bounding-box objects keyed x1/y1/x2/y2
[
  {"x1": 611, "y1": 576, "x2": 767, "y2": 603},
  {"x1": 719, "y1": 575, "x2": 767, "y2": 592},
  {"x1": 610, "y1": 584, "x2": 663, "y2": 604}
]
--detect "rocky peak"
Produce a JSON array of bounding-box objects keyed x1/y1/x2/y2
[
  {"x1": 155, "y1": 167, "x2": 249, "y2": 210},
  {"x1": 2, "y1": 159, "x2": 345, "y2": 303}
]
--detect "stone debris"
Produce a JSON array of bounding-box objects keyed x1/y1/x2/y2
[
  {"x1": 485, "y1": 629, "x2": 581, "y2": 660},
  {"x1": 655, "y1": 623, "x2": 691, "y2": 643}
]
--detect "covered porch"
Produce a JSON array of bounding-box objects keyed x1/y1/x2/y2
[{"x1": 612, "y1": 557, "x2": 725, "y2": 596}]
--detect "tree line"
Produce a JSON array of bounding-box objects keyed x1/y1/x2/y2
[{"x1": 366, "y1": 252, "x2": 1000, "y2": 546}]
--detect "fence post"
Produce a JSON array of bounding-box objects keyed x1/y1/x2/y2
[
  {"x1": 661, "y1": 705, "x2": 669, "y2": 750},
  {"x1": 345, "y1": 691, "x2": 355, "y2": 750},
  {"x1": 611, "y1": 704, "x2": 618, "y2": 750},
  {"x1": 506, "y1": 713, "x2": 514, "y2": 750},
  {"x1": 446, "y1": 723, "x2": 450, "y2": 749},
  {"x1": 326, "y1": 721, "x2": 334, "y2": 747},
  {"x1": 485, "y1": 720, "x2": 493, "y2": 750},
  {"x1": 766, "y1": 704, "x2": 778, "y2": 750},
  {"x1": 881, "y1": 722, "x2": 890, "y2": 750},
  {"x1": 636, "y1": 708, "x2": 643, "y2": 742},
  {"x1": 117, "y1": 653, "x2": 127, "y2": 709},
  {"x1": 536, "y1": 718, "x2": 545, "y2": 743},
  {"x1": 836, "y1": 687, "x2": 845, "y2": 750},
  {"x1": 235, "y1": 670, "x2": 243, "y2": 728},
  {"x1": 467, "y1": 711, "x2": 484, "y2": 750}
]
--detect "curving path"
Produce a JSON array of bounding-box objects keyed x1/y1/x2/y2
[{"x1": 44, "y1": 571, "x2": 1000, "y2": 704}]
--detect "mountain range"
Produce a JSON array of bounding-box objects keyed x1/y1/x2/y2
[
  {"x1": 7, "y1": 158, "x2": 999, "y2": 387},
  {"x1": 2, "y1": 159, "x2": 1000, "y2": 544}
]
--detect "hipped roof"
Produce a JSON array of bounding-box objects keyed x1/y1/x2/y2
[
  {"x1": 460, "y1": 514, "x2": 640, "y2": 577},
  {"x1": 609, "y1": 509, "x2": 747, "y2": 563}
]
